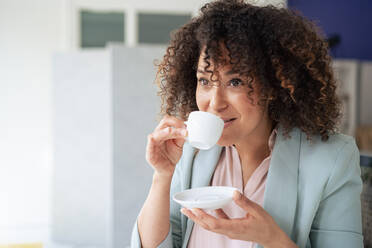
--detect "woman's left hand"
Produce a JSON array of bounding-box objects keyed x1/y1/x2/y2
[{"x1": 181, "y1": 191, "x2": 298, "y2": 248}]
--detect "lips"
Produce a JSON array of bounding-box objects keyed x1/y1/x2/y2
[{"x1": 223, "y1": 118, "x2": 236, "y2": 123}]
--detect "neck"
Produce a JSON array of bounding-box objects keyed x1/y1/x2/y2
[{"x1": 234, "y1": 121, "x2": 273, "y2": 170}]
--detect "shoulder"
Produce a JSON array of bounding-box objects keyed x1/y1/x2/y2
[
  {"x1": 307, "y1": 131, "x2": 356, "y2": 151},
  {"x1": 297, "y1": 130, "x2": 360, "y2": 187},
  {"x1": 300, "y1": 131, "x2": 358, "y2": 166},
  {"x1": 276, "y1": 126, "x2": 359, "y2": 172}
]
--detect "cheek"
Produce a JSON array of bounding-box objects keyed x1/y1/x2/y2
[
  {"x1": 236, "y1": 95, "x2": 263, "y2": 118},
  {"x1": 233, "y1": 94, "x2": 254, "y2": 109},
  {"x1": 242, "y1": 89, "x2": 262, "y2": 106},
  {"x1": 195, "y1": 88, "x2": 208, "y2": 110}
]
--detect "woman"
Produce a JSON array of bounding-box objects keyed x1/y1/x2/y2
[{"x1": 131, "y1": 0, "x2": 363, "y2": 247}]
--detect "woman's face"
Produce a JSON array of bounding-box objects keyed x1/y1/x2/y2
[{"x1": 195, "y1": 53, "x2": 271, "y2": 147}]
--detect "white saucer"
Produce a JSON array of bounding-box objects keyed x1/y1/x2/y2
[{"x1": 173, "y1": 186, "x2": 238, "y2": 210}]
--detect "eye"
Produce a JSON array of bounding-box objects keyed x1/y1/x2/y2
[
  {"x1": 228, "y1": 78, "x2": 243, "y2": 87},
  {"x1": 198, "y1": 78, "x2": 209, "y2": 86}
]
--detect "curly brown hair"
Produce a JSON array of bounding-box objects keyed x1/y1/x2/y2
[{"x1": 156, "y1": 0, "x2": 341, "y2": 141}]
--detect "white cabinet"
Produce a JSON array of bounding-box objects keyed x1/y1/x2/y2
[{"x1": 52, "y1": 45, "x2": 165, "y2": 247}]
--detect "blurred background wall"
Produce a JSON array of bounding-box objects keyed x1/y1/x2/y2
[
  {"x1": 288, "y1": 0, "x2": 372, "y2": 60},
  {"x1": 0, "y1": 0, "x2": 65, "y2": 241},
  {"x1": 1, "y1": 0, "x2": 371, "y2": 247}
]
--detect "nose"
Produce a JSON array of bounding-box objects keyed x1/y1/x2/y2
[{"x1": 209, "y1": 86, "x2": 228, "y2": 112}]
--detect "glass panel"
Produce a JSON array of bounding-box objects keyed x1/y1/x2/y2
[
  {"x1": 138, "y1": 13, "x2": 191, "y2": 44},
  {"x1": 80, "y1": 10, "x2": 125, "y2": 48}
]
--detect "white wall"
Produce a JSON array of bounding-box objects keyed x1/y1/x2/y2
[
  {"x1": 0, "y1": 0, "x2": 286, "y2": 244},
  {"x1": 0, "y1": 0, "x2": 64, "y2": 241}
]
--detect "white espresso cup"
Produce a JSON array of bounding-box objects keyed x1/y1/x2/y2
[{"x1": 184, "y1": 111, "x2": 224, "y2": 150}]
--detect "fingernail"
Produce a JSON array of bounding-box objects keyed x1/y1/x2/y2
[{"x1": 191, "y1": 208, "x2": 199, "y2": 216}]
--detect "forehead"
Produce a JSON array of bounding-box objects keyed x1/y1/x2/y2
[
  {"x1": 197, "y1": 53, "x2": 237, "y2": 75},
  {"x1": 197, "y1": 43, "x2": 236, "y2": 73}
]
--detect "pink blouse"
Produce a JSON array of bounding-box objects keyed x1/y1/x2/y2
[{"x1": 187, "y1": 129, "x2": 277, "y2": 248}]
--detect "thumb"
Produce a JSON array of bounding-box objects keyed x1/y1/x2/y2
[
  {"x1": 172, "y1": 130, "x2": 187, "y2": 148},
  {"x1": 233, "y1": 191, "x2": 260, "y2": 216},
  {"x1": 214, "y1": 208, "x2": 230, "y2": 219}
]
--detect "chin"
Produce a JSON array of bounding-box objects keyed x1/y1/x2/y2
[{"x1": 216, "y1": 137, "x2": 235, "y2": 147}]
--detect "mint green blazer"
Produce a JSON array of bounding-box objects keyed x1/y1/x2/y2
[{"x1": 131, "y1": 126, "x2": 364, "y2": 248}]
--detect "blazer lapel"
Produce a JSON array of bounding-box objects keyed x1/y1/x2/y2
[
  {"x1": 182, "y1": 145, "x2": 223, "y2": 248},
  {"x1": 258, "y1": 126, "x2": 301, "y2": 248},
  {"x1": 191, "y1": 145, "x2": 223, "y2": 188}
]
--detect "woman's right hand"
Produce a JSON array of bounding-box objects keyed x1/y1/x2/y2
[{"x1": 146, "y1": 115, "x2": 188, "y2": 178}]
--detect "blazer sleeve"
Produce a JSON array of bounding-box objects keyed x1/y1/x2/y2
[
  {"x1": 130, "y1": 158, "x2": 184, "y2": 248},
  {"x1": 309, "y1": 139, "x2": 364, "y2": 247}
]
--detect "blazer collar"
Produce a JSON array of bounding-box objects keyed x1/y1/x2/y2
[
  {"x1": 182, "y1": 145, "x2": 223, "y2": 248},
  {"x1": 259, "y1": 126, "x2": 300, "y2": 247},
  {"x1": 190, "y1": 145, "x2": 223, "y2": 188}
]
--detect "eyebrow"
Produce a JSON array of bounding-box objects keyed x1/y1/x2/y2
[{"x1": 196, "y1": 69, "x2": 239, "y2": 76}]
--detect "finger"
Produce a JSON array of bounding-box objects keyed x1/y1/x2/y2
[
  {"x1": 156, "y1": 115, "x2": 186, "y2": 131},
  {"x1": 181, "y1": 208, "x2": 210, "y2": 230},
  {"x1": 191, "y1": 208, "x2": 229, "y2": 231},
  {"x1": 146, "y1": 128, "x2": 185, "y2": 158},
  {"x1": 172, "y1": 137, "x2": 186, "y2": 149},
  {"x1": 150, "y1": 127, "x2": 187, "y2": 145},
  {"x1": 214, "y1": 208, "x2": 230, "y2": 219},
  {"x1": 233, "y1": 191, "x2": 261, "y2": 216},
  {"x1": 182, "y1": 208, "x2": 241, "y2": 238}
]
